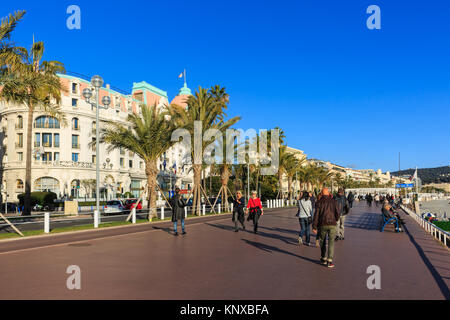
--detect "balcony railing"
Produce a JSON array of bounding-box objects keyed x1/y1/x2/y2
[
  {"x1": 5, "y1": 160, "x2": 94, "y2": 168},
  {"x1": 15, "y1": 123, "x2": 23, "y2": 129},
  {"x1": 15, "y1": 142, "x2": 23, "y2": 148},
  {"x1": 72, "y1": 143, "x2": 80, "y2": 149},
  {"x1": 72, "y1": 126, "x2": 80, "y2": 131}
]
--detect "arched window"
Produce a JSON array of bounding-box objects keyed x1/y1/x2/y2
[
  {"x1": 72, "y1": 117, "x2": 80, "y2": 130},
  {"x1": 71, "y1": 179, "x2": 80, "y2": 198},
  {"x1": 34, "y1": 116, "x2": 60, "y2": 129},
  {"x1": 92, "y1": 121, "x2": 96, "y2": 132},
  {"x1": 34, "y1": 177, "x2": 59, "y2": 194},
  {"x1": 16, "y1": 179, "x2": 24, "y2": 190}
]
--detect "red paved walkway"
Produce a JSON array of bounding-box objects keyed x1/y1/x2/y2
[{"x1": 0, "y1": 202, "x2": 448, "y2": 299}]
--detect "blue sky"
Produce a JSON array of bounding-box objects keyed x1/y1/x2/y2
[{"x1": 2, "y1": 0, "x2": 449, "y2": 172}]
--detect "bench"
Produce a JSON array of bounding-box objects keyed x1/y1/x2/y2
[{"x1": 380, "y1": 214, "x2": 400, "y2": 232}]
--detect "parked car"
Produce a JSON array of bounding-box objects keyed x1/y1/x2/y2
[
  {"x1": 103, "y1": 200, "x2": 124, "y2": 215},
  {"x1": 124, "y1": 199, "x2": 142, "y2": 211}
]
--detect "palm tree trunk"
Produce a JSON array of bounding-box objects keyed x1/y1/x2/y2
[
  {"x1": 288, "y1": 176, "x2": 292, "y2": 202},
  {"x1": 221, "y1": 165, "x2": 230, "y2": 211},
  {"x1": 145, "y1": 160, "x2": 158, "y2": 219},
  {"x1": 193, "y1": 163, "x2": 202, "y2": 215},
  {"x1": 23, "y1": 106, "x2": 34, "y2": 216}
]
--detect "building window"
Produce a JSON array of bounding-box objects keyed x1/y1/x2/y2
[
  {"x1": 34, "y1": 133, "x2": 40, "y2": 147},
  {"x1": 72, "y1": 98, "x2": 78, "y2": 108},
  {"x1": 72, "y1": 118, "x2": 80, "y2": 130},
  {"x1": 16, "y1": 116, "x2": 23, "y2": 129},
  {"x1": 54, "y1": 133, "x2": 60, "y2": 148},
  {"x1": 120, "y1": 148, "x2": 125, "y2": 155},
  {"x1": 16, "y1": 133, "x2": 23, "y2": 148},
  {"x1": 72, "y1": 153, "x2": 79, "y2": 162},
  {"x1": 34, "y1": 177, "x2": 59, "y2": 193},
  {"x1": 72, "y1": 83, "x2": 78, "y2": 94},
  {"x1": 72, "y1": 135, "x2": 79, "y2": 149},
  {"x1": 91, "y1": 138, "x2": 96, "y2": 151},
  {"x1": 92, "y1": 155, "x2": 96, "y2": 164},
  {"x1": 120, "y1": 158, "x2": 124, "y2": 168},
  {"x1": 131, "y1": 180, "x2": 141, "y2": 198},
  {"x1": 127, "y1": 101, "x2": 132, "y2": 113},
  {"x1": 92, "y1": 121, "x2": 96, "y2": 132},
  {"x1": 16, "y1": 179, "x2": 24, "y2": 190},
  {"x1": 34, "y1": 116, "x2": 60, "y2": 129},
  {"x1": 71, "y1": 179, "x2": 80, "y2": 198},
  {"x1": 129, "y1": 160, "x2": 133, "y2": 168},
  {"x1": 42, "y1": 133, "x2": 52, "y2": 147},
  {"x1": 43, "y1": 152, "x2": 52, "y2": 162},
  {"x1": 54, "y1": 152, "x2": 60, "y2": 161},
  {"x1": 17, "y1": 152, "x2": 23, "y2": 162},
  {"x1": 140, "y1": 161, "x2": 143, "y2": 169}
]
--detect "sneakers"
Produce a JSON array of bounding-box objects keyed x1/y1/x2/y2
[
  {"x1": 234, "y1": 229, "x2": 239, "y2": 232},
  {"x1": 182, "y1": 231, "x2": 187, "y2": 235},
  {"x1": 320, "y1": 258, "x2": 327, "y2": 265},
  {"x1": 174, "y1": 232, "x2": 179, "y2": 236},
  {"x1": 327, "y1": 262, "x2": 335, "y2": 268},
  {"x1": 298, "y1": 237, "x2": 303, "y2": 245}
]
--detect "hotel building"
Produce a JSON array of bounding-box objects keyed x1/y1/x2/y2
[{"x1": 0, "y1": 73, "x2": 193, "y2": 202}]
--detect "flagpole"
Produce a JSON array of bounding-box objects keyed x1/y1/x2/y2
[{"x1": 184, "y1": 69, "x2": 187, "y2": 87}]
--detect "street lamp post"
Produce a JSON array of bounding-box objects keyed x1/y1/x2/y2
[{"x1": 82, "y1": 75, "x2": 111, "y2": 218}]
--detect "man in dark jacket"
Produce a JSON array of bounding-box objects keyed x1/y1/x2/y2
[
  {"x1": 312, "y1": 188, "x2": 340, "y2": 268},
  {"x1": 170, "y1": 187, "x2": 187, "y2": 236},
  {"x1": 233, "y1": 191, "x2": 246, "y2": 232},
  {"x1": 335, "y1": 188, "x2": 350, "y2": 241},
  {"x1": 347, "y1": 191, "x2": 354, "y2": 208}
]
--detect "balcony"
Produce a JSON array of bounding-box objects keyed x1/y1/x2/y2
[
  {"x1": 72, "y1": 126, "x2": 80, "y2": 131},
  {"x1": 15, "y1": 124, "x2": 23, "y2": 129},
  {"x1": 5, "y1": 160, "x2": 94, "y2": 169},
  {"x1": 15, "y1": 142, "x2": 23, "y2": 148},
  {"x1": 72, "y1": 144, "x2": 80, "y2": 149}
]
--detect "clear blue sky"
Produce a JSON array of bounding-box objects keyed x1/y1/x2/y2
[{"x1": 2, "y1": 0, "x2": 449, "y2": 172}]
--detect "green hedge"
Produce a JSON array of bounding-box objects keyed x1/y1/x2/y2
[
  {"x1": 17, "y1": 192, "x2": 57, "y2": 207},
  {"x1": 54, "y1": 201, "x2": 108, "y2": 207}
]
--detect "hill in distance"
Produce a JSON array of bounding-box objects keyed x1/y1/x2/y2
[{"x1": 391, "y1": 166, "x2": 450, "y2": 184}]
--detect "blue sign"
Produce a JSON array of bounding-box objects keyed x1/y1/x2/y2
[{"x1": 396, "y1": 183, "x2": 414, "y2": 188}]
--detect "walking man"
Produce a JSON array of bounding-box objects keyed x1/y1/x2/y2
[
  {"x1": 233, "y1": 191, "x2": 246, "y2": 232},
  {"x1": 312, "y1": 188, "x2": 340, "y2": 268},
  {"x1": 170, "y1": 187, "x2": 187, "y2": 236},
  {"x1": 335, "y1": 188, "x2": 350, "y2": 241},
  {"x1": 347, "y1": 191, "x2": 354, "y2": 208}
]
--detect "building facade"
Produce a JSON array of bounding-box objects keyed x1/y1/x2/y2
[{"x1": 0, "y1": 74, "x2": 193, "y2": 202}]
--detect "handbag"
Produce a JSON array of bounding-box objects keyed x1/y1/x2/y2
[{"x1": 299, "y1": 199, "x2": 312, "y2": 224}]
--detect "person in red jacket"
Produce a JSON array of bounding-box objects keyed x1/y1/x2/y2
[{"x1": 246, "y1": 191, "x2": 264, "y2": 234}]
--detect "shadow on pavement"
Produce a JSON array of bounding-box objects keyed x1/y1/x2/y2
[
  {"x1": 345, "y1": 212, "x2": 381, "y2": 231},
  {"x1": 402, "y1": 223, "x2": 450, "y2": 299},
  {"x1": 242, "y1": 239, "x2": 322, "y2": 266}
]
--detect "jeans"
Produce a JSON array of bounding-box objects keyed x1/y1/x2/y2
[
  {"x1": 174, "y1": 219, "x2": 185, "y2": 233},
  {"x1": 319, "y1": 225, "x2": 337, "y2": 262},
  {"x1": 253, "y1": 213, "x2": 261, "y2": 233},
  {"x1": 336, "y1": 215, "x2": 346, "y2": 238},
  {"x1": 298, "y1": 218, "x2": 311, "y2": 243},
  {"x1": 349, "y1": 200, "x2": 353, "y2": 208}
]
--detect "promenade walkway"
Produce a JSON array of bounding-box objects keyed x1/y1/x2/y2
[{"x1": 0, "y1": 202, "x2": 448, "y2": 299}]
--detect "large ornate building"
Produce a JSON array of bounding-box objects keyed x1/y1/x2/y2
[{"x1": 0, "y1": 73, "x2": 193, "y2": 202}]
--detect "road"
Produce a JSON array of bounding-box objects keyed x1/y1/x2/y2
[{"x1": 0, "y1": 202, "x2": 448, "y2": 299}]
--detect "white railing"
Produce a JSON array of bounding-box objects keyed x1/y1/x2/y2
[{"x1": 401, "y1": 205, "x2": 450, "y2": 248}]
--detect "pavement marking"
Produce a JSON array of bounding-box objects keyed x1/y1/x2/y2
[{"x1": 0, "y1": 216, "x2": 232, "y2": 256}]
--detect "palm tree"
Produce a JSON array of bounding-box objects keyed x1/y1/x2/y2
[
  {"x1": 169, "y1": 87, "x2": 240, "y2": 215},
  {"x1": 284, "y1": 155, "x2": 305, "y2": 202},
  {"x1": 0, "y1": 10, "x2": 26, "y2": 73},
  {"x1": 100, "y1": 104, "x2": 177, "y2": 219},
  {"x1": 1, "y1": 40, "x2": 66, "y2": 215}
]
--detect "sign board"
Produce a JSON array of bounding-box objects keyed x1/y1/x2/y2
[
  {"x1": 396, "y1": 184, "x2": 414, "y2": 188},
  {"x1": 64, "y1": 200, "x2": 79, "y2": 215}
]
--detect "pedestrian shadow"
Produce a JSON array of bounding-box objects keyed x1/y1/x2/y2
[
  {"x1": 242, "y1": 239, "x2": 322, "y2": 266},
  {"x1": 152, "y1": 225, "x2": 174, "y2": 235},
  {"x1": 206, "y1": 223, "x2": 298, "y2": 245},
  {"x1": 345, "y1": 212, "x2": 381, "y2": 231},
  {"x1": 259, "y1": 226, "x2": 319, "y2": 240}
]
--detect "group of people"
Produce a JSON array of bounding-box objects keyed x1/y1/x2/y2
[
  {"x1": 169, "y1": 185, "x2": 404, "y2": 270},
  {"x1": 356, "y1": 193, "x2": 396, "y2": 207},
  {"x1": 169, "y1": 187, "x2": 264, "y2": 236}
]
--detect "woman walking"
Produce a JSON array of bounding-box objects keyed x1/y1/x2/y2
[
  {"x1": 297, "y1": 191, "x2": 313, "y2": 246},
  {"x1": 247, "y1": 191, "x2": 263, "y2": 234},
  {"x1": 232, "y1": 191, "x2": 246, "y2": 232}
]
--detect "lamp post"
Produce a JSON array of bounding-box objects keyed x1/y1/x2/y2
[{"x1": 82, "y1": 75, "x2": 111, "y2": 217}]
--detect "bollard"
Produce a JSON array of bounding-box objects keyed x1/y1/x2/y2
[
  {"x1": 161, "y1": 206, "x2": 165, "y2": 220},
  {"x1": 267, "y1": 200, "x2": 269, "y2": 209},
  {"x1": 44, "y1": 212, "x2": 50, "y2": 234},
  {"x1": 202, "y1": 204, "x2": 206, "y2": 216},
  {"x1": 94, "y1": 210, "x2": 99, "y2": 228},
  {"x1": 218, "y1": 204, "x2": 221, "y2": 214},
  {"x1": 185, "y1": 206, "x2": 187, "y2": 218},
  {"x1": 132, "y1": 207, "x2": 136, "y2": 224},
  {"x1": 230, "y1": 203, "x2": 233, "y2": 213}
]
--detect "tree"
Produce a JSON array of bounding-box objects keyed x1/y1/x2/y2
[
  {"x1": 169, "y1": 87, "x2": 240, "y2": 215},
  {"x1": 0, "y1": 10, "x2": 26, "y2": 74},
  {"x1": 100, "y1": 104, "x2": 177, "y2": 219},
  {"x1": 1, "y1": 39, "x2": 66, "y2": 215},
  {"x1": 283, "y1": 154, "x2": 304, "y2": 202}
]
